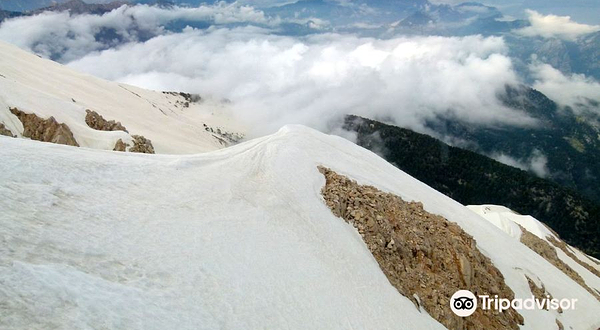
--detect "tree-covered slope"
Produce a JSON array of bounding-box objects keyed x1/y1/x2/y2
[
  {"x1": 344, "y1": 115, "x2": 600, "y2": 258},
  {"x1": 425, "y1": 86, "x2": 600, "y2": 203}
]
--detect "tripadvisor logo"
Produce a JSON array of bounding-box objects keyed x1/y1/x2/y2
[
  {"x1": 450, "y1": 290, "x2": 577, "y2": 317},
  {"x1": 450, "y1": 290, "x2": 478, "y2": 317}
]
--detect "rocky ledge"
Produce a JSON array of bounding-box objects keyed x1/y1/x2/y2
[
  {"x1": 0, "y1": 122, "x2": 15, "y2": 137},
  {"x1": 84, "y1": 110, "x2": 154, "y2": 154},
  {"x1": 519, "y1": 225, "x2": 600, "y2": 301},
  {"x1": 318, "y1": 166, "x2": 523, "y2": 330},
  {"x1": 10, "y1": 107, "x2": 79, "y2": 146},
  {"x1": 85, "y1": 109, "x2": 128, "y2": 132}
]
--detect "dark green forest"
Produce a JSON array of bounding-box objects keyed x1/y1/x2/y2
[
  {"x1": 344, "y1": 115, "x2": 600, "y2": 258},
  {"x1": 426, "y1": 86, "x2": 600, "y2": 202}
]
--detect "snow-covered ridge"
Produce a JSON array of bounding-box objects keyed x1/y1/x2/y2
[
  {"x1": 469, "y1": 205, "x2": 600, "y2": 301},
  {"x1": 0, "y1": 40, "x2": 244, "y2": 154},
  {"x1": 467, "y1": 205, "x2": 559, "y2": 241},
  {"x1": 1, "y1": 125, "x2": 599, "y2": 330}
]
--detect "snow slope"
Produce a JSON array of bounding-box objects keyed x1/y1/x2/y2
[
  {"x1": 466, "y1": 205, "x2": 558, "y2": 241},
  {"x1": 1, "y1": 127, "x2": 600, "y2": 330},
  {"x1": 469, "y1": 204, "x2": 600, "y2": 301},
  {"x1": 0, "y1": 40, "x2": 244, "y2": 154}
]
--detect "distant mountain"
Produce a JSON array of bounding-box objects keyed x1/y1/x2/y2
[
  {"x1": 0, "y1": 0, "x2": 59, "y2": 12},
  {"x1": 427, "y1": 2, "x2": 502, "y2": 22},
  {"x1": 263, "y1": 0, "x2": 430, "y2": 27},
  {"x1": 263, "y1": 0, "x2": 531, "y2": 38},
  {"x1": 575, "y1": 31, "x2": 600, "y2": 79},
  {"x1": 507, "y1": 31, "x2": 600, "y2": 81},
  {"x1": 263, "y1": 0, "x2": 364, "y2": 27},
  {"x1": 31, "y1": 0, "x2": 128, "y2": 15},
  {"x1": 0, "y1": 8, "x2": 22, "y2": 21},
  {"x1": 0, "y1": 0, "x2": 130, "y2": 16},
  {"x1": 394, "y1": 2, "x2": 528, "y2": 36},
  {"x1": 398, "y1": 10, "x2": 433, "y2": 28},
  {"x1": 344, "y1": 114, "x2": 600, "y2": 258},
  {"x1": 130, "y1": 0, "x2": 174, "y2": 6},
  {"x1": 353, "y1": 0, "x2": 429, "y2": 15},
  {"x1": 419, "y1": 85, "x2": 600, "y2": 204},
  {"x1": 270, "y1": 1, "x2": 598, "y2": 81}
]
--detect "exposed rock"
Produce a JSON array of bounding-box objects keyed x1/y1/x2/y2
[
  {"x1": 129, "y1": 135, "x2": 154, "y2": 154},
  {"x1": 113, "y1": 139, "x2": 128, "y2": 152},
  {"x1": 179, "y1": 92, "x2": 201, "y2": 104},
  {"x1": 556, "y1": 319, "x2": 564, "y2": 330},
  {"x1": 0, "y1": 123, "x2": 15, "y2": 137},
  {"x1": 547, "y1": 236, "x2": 600, "y2": 279},
  {"x1": 202, "y1": 123, "x2": 244, "y2": 146},
  {"x1": 85, "y1": 109, "x2": 128, "y2": 132},
  {"x1": 85, "y1": 110, "x2": 157, "y2": 154},
  {"x1": 525, "y1": 275, "x2": 561, "y2": 312},
  {"x1": 318, "y1": 166, "x2": 524, "y2": 330},
  {"x1": 519, "y1": 225, "x2": 600, "y2": 301},
  {"x1": 162, "y1": 91, "x2": 202, "y2": 108},
  {"x1": 10, "y1": 107, "x2": 79, "y2": 147},
  {"x1": 587, "y1": 255, "x2": 600, "y2": 266}
]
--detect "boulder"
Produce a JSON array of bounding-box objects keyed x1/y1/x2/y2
[
  {"x1": 10, "y1": 107, "x2": 79, "y2": 147},
  {"x1": 0, "y1": 123, "x2": 15, "y2": 137},
  {"x1": 85, "y1": 109, "x2": 128, "y2": 132},
  {"x1": 113, "y1": 139, "x2": 128, "y2": 152},
  {"x1": 129, "y1": 135, "x2": 155, "y2": 154}
]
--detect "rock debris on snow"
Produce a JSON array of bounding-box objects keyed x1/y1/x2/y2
[{"x1": 319, "y1": 166, "x2": 524, "y2": 330}]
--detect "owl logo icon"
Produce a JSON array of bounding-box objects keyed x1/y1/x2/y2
[
  {"x1": 453, "y1": 296, "x2": 475, "y2": 310},
  {"x1": 450, "y1": 290, "x2": 477, "y2": 317}
]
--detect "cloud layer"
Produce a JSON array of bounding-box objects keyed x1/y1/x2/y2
[
  {"x1": 65, "y1": 26, "x2": 532, "y2": 136},
  {"x1": 516, "y1": 10, "x2": 600, "y2": 41},
  {"x1": 530, "y1": 62, "x2": 600, "y2": 114},
  {"x1": 3, "y1": 3, "x2": 595, "y2": 139},
  {"x1": 0, "y1": 3, "x2": 273, "y2": 62},
  {"x1": 492, "y1": 149, "x2": 550, "y2": 177}
]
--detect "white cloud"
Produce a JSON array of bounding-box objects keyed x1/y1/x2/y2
[
  {"x1": 493, "y1": 153, "x2": 527, "y2": 170},
  {"x1": 529, "y1": 151, "x2": 550, "y2": 178},
  {"x1": 0, "y1": 3, "x2": 538, "y2": 138},
  {"x1": 63, "y1": 28, "x2": 534, "y2": 137},
  {"x1": 492, "y1": 149, "x2": 549, "y2": 177},
  {"x1": 0, "y1": 3, "x2": 272, "y2": 62},
  {"x1": 530, "y1": 62, "x2": 600, "y2": 114},
  {"x1": 515, "y1": 9, "x2": 600, "y2": 41}
]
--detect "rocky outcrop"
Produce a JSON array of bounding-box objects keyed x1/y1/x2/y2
[
  {"x1": 0, "y1": 123, "x2": 15, "y2": 137},
  {"x1": 84, "y1": 110, "x2": 154, "y2": 153},
  {"x1": 162, "y1": 91, "x2": 201, "y2": 108},
  {"x1": 525, "y1": 275, "x2": 561, "y2": 312},
  {"x1": 85, "y1": 109, "x2": 128, "y2": 132},
  {"x1": 586, "y1": 255, "x2": 600, "y2": 266},
  {"x1": 113, "y1": 139, "x2": 128, "y2": 152},
  {"x1": 10, "y1": 107, "x2": 79, "y2": 146},
  {"x1": 129, "y1": 135, "x2": 154, "y2": 154},
  {"x1": 203, "y1": 123, "x2": 244, "y2": 145},
  {"x1": 519, "y1": 225, "x2": 600, "y2": 301},
  {"x1": 547, "y1": 236, "x2": 600, "y2": 279},
  {"x1": 319, "y1": 166, "x2": 524, "y2": 330}
]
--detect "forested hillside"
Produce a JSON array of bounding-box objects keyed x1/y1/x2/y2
[{"x1": 345, "y1": 115, "x2": 600, "y2": 258}]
